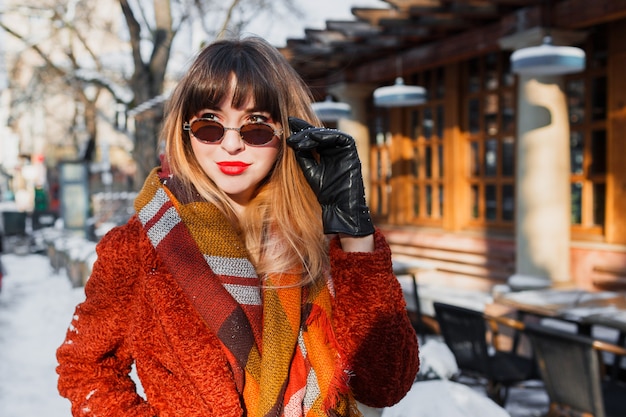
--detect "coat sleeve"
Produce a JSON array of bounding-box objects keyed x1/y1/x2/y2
[
  {"x1": 56, "y1": 219, "x2": 156, "y2": 417},
  {"x1": 329, "y1": 229, "x2": 419, "y2": 408}
]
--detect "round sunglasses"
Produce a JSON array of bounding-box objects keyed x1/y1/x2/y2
[{"x1": 183, "y1": 118, "x2": 283, "y2": 146}]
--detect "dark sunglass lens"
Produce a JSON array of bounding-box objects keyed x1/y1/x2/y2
[
  {"x1": 240, "y1": 124, "x2": 275, "y2": 145},
  {"x1": 192, "y1": 120, "x2": 224, "y2": 143}
]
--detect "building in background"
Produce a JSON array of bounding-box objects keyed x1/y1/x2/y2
[
  {"x1": 280, "y1": 0, "x2": 626, "y2": 292},
  {"x1": 0, "y1": 0, "x2": 137, "y2": 221}
]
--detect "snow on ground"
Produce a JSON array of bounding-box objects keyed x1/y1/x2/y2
[{"x1": 0, "y1": 253, "x2": 85, "y2": 417}]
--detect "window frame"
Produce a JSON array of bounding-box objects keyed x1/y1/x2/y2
[
  {"x1": 462, "y1": 51, "x2": 517, "y2": 231},
  {"x1": 567, "y1": 27, "x2": 608, "y2": 239}
]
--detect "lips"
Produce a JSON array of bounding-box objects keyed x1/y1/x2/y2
[{"x1": 216, "y1": 161, "x2": 251, "y2": 175}]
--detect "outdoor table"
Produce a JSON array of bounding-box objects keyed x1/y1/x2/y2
[
  {"x1": 493, "y1": 287, "x2": 626, "y2": 377},
  {"x1": 493, "y1": 288, "x2": 626, "y2": 336}
]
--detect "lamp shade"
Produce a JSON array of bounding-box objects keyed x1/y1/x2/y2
[
  {"x1": 311, "y1": 96, "x2": 351, "y2": 122},
  {"x1": 373, "y1": 77, "x2": 426, "y2": 107},
  {"x1": 511, "y1": 36, "x2": 585, "y2": 75}
]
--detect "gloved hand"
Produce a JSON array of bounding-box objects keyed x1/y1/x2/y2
[{"x1": 287, "y1": 117, "x2": 374, "y2": 236}]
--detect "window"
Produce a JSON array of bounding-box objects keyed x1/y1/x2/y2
[
  {"x1": 464, "y1": 52, "x2": 516, "y2": 228},
  {"x1": 407, "y1": 68, "x2": 445, "y2": 224},
  {"x1": 567, "y1": 27, "x2": 607, "y2": 236},
  {"x1": 370, "y1": 67, "x2": 445, "y2": 226},
  {"x1": 370, "y1": 116, "x2": 392, "y2": 219}
]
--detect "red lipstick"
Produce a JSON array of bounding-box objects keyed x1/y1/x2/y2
[{"x1": 217, "y1": 161, "x2": 250, "y2": 175}]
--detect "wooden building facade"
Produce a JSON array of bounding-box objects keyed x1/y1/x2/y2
[{"x1": 281, "y1": 0, "x2": 626, "y2": 292}]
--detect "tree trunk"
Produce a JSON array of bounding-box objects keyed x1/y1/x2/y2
[{"x1": 132, "y1": 115, "x2": 162, "y2": 188}]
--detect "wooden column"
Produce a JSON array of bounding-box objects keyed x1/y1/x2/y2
[
  {"x1": 606, "y1": 22, "x2": 626, "y2": 245},
  {"x1": 442, "y1": 63, "x2": 466, "y2": 231}
]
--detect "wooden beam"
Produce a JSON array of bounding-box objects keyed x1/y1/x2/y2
[
  {"x1": 449, "y1": 0, "x2": 537, "y2": 5},
  {"x1": 352, "y1": 7, "x2": 409, "y2": 27},
  {"x1": 385, "y1": 0, "x2": 443, "y2": 11},
  {"x1": 350, "y1": 17, "x2": 510, "y2": 83},
  {"x1": 326, "y1": 20, "x2": 380, "y2": 37},
  {"x1": 553, "y1": 0, "x2": 626, "y2": 29}
]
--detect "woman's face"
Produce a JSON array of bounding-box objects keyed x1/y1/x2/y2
[{"x1": 188, "y1": 92, "x2": 282, "y2": 211}]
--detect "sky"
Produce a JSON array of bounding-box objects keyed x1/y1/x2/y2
[{"x1": 0, "y1": 249, "x2": 549, "y2": 417}]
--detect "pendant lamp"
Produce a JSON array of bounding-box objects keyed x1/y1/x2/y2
[
  {"x1": 373, "y1": 76, "x2": 426, "y2": 107},
  {"x1": 511, "y1": 35, "x2": 585, "y2": 75},
  {"x1": 311, "y1": 96, "x2": 352, "y2": 122}
]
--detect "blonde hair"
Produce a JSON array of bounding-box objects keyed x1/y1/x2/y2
[{"x1": 161, "y1": 36, "x2": 328, "y2": 286}]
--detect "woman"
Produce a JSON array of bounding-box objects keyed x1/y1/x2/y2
[{"x1": 56, "y1": 36, "x2": 419, "y2": 417}]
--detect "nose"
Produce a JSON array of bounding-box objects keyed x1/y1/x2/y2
[{"x1": 220, "y1": 127, "x2": 244, "y2": 152}]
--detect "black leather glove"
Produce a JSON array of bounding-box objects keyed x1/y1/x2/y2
[{"x1": 287, "y1": 117, "x2": 374, "y2": 236}]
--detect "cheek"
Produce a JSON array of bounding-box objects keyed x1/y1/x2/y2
[
  {"x1": 190, "y1": 140, "x2": 213, "y2": 163},
  {"x1": 189, "y1": 139, "x2": 200, "y2": 159},
  {"x1": 260, "y1": 147, "x2": 281, "y2": 173}
]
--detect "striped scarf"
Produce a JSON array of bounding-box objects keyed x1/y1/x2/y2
[{"x1": 134, "y1": 169, "x2": 360, "y2": 417}]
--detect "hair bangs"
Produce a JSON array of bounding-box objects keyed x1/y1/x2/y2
[
  {"x1": 230, "y1": 63, "x2": 281, "y2": 121},
  {"x1": 182, "y1": 43, "x2": 281, "y2": 121},
  {"x1": 181, "y1": 64, "x2": 233, "y2": 120}
]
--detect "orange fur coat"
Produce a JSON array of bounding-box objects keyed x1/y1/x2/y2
[{"x1": 56, "y1": 217, "x2": 419, "y2": 417}]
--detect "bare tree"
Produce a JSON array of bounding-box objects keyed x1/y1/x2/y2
[
  {"x1": 1, "y1": 2, "x2": 112, "y2": 161},
  {"x1": 1, "y1": 0, "x2": 301, "y2": 187}
]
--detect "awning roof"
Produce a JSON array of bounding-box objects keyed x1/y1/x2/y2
[{"x1": 279, "y1": 0, "x2": 625, "y2": 86}]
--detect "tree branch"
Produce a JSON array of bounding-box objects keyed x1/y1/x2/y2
[
  {"x1": 150, "y1": 0, "x2": 175, "y2": 86},
  {"x1": 0, "y1": 21, "x2": 67, "y2": 79},
  {"x1": 119, "y1": 0, "x2": 145, "y2": 74},
  {"x1": 217, "y1": 0, "x2": 242, "y2": 39}
]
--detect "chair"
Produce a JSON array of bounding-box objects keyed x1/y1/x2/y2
[
  {"x1": 524, "y1": 322, "x2": 626, "y2": 417},
  {"x1": 392, "y1": 260, "x2": 433, "y2": 341},
  {"x1": 433, "y1": 302, "x2": 536, "y2": 406},
  {"x1": 408, "y1": 272, "x2": 430, "y2": 341}
]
